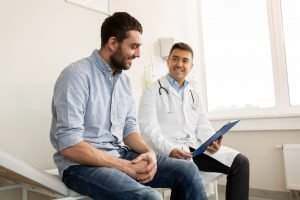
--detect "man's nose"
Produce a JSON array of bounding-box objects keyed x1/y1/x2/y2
[{"x1": 134, "y1": 48, "x2": 140, "y2": 58}]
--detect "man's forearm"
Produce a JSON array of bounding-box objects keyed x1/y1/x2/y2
[
  {"x1": 61, "y1": 141, "x2": 129, "y2": 171},
  {"x1": 124, "y1": 132, "x2": 153, "y2": 154}
]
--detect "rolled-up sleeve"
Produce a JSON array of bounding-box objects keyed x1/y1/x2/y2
[
  {"x1": 122, "y1": 79, "x2": 138, "y2": 138},
  {"x1": 123, "y1": 96, "x2": 138, "y2": 138},
  {"x1": 52, "y1": 68, "x2": 88, "y2": 151}
]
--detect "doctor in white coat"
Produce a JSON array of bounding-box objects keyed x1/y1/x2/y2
[{"x1": 139, "y1": 42, "x2": 249, "y2": 200}]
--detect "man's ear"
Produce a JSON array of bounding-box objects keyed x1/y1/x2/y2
[{"x1": 107, "y1": 36, "x2": 119, "y2": 53}]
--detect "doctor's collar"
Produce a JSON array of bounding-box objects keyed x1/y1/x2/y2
[{"x1": 166, "y1": 74, "x2": 189, "y2": 89}]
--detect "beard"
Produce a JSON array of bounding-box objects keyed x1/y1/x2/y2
[{"x1": 110, "y1": 48, "x2": 135, "y2": 73}]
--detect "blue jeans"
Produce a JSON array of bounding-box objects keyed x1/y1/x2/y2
[{"x1": 62, "y1": 149, "x2": 207, "y2": 200}]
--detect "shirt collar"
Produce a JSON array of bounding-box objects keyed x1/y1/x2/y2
[
  {"x1": 166, "y1": 74, "x2": 189, "y2": 90},
  {"x1": 91, "y1": 49, "x2": 115, "y2": 75}
]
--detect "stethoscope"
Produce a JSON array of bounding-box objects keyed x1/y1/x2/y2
[{"x1": 158, "y1": 79, "x2": 199, "y2": 111}]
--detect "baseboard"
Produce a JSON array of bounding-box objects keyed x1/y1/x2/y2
[{"x1": 218, "y1": 185, "x2": 300, "y2": 200}]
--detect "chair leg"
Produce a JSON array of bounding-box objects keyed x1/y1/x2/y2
[
  {"x1": 214, "y1": 182, "x2": 219, "y2": 200},
  {"x1": 21, "y1": 187, "x2": 28, "y2": 200}
]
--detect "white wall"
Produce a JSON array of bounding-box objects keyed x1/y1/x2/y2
[
  {"x1": 0, "y1": 1, "x2": 299, "y2": 198},
  {"x1": 0, "y1": 0, "x2": 199, "y2": 167},
  {"x1": 110, "y1": 0, "x2": 201, "y2": 99},
  {"x1": 221, "y1": 130, "x2": 300, "y2": 191},
  {"x1": 0, "y1": 0, "x2": 103, "y2": 169},
  {"x1": 0, "y1": 0, "x2": 200, "y2": 198}
]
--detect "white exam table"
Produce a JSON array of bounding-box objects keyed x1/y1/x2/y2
[
  {"x1": 0, "y1": 149, "x2": 89, "y2": 200},
  {"x1": 0, "y1": 149, "x2": 219, "y2": 200}
]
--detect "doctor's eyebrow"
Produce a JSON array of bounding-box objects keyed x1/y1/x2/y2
[{"x1": 171, "y1": 55, "x2": 191, "y2": 63}]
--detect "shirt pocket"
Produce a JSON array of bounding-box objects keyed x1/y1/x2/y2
[
  {"x1": 112, "y1": 91, "x2": 131, "y2": 127},
  {"x1": 116, "y1": 99, "x2": 129, "y2": 121}
]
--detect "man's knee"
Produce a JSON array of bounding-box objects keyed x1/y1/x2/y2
[
  {"x1": 176, "y1": 160, "x2": 201, "y2": 180},
  {"x1": 185, "y1": 161, "x2": 199, "y2": 175}
]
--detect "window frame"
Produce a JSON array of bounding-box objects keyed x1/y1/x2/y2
[{"x1": 197, "y1": 0, "x2": 300, "y2": 129}]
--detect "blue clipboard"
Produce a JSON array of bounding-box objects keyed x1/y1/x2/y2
[{"x1": 192, "y1": 120, "x2": 240, "y2": 157}]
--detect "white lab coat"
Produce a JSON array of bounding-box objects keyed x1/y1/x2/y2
[{"x1": 138, "y1": 75, "x2": 239, "y2": 182}]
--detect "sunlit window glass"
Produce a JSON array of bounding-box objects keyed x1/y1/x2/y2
[
  {"x1": 282, "y1": 0, "x2": 300, "y2": 106},
  {"x1": 201, "y1": 0, "x2": 275, "y2": 112}
]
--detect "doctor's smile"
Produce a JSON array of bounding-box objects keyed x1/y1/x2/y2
[{"x1": 167, "y1": 48, "x2": 193, "y2": 86}]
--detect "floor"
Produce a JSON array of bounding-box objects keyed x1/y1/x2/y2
[
  {"x1": 214, "y1": 192, "x2": 275, "y2": 200},
  {"x1": 161, "y1": 187, "x2": 276, "y2": 200}
]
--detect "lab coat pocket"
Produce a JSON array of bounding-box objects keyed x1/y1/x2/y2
[
  {"x1": 188, "y1": 108, "x2": 199, "y2": 126},
  {"x1": 158, "y1": 111, "x2": 182, "y2": 129}
]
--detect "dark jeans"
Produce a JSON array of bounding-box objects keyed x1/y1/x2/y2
[
  {"x1": 63, "y1": 149, "x2": 208, "y2": 200},
  {"x1": 193, "y1": 152, "x2": 250, "y2": 200}
]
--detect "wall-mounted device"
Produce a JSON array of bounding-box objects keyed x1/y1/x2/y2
[{"x1": 159, "y1": 37, "x2": 174, "y2": 59}]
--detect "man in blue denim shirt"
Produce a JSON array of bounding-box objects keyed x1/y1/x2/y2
[{"x1": 50, "y1": 12, "x2": 207, "y2": 200}]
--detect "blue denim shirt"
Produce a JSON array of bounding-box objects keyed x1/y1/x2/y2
[
  {"x1": 166, "y1": 74, "x2": 189, "y2": 99},
  {"x1": 50, "y1": 50, "x2": 138, "y2": 176}
]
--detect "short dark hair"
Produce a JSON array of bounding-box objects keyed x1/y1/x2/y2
[
  {"x1": 169, "y1": 42, "x2": 193, "y2": 58},
  {"x1": 101, "y1": 12, "x2": 143, "y2": 47}
]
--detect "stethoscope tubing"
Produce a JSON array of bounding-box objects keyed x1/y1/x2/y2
[{"x1": 158, "y1": 80, "x2": 195, "y2": 105}]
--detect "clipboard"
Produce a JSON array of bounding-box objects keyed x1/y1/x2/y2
[{"x1": 192, "y1": 120, "x2": 240, "y2": 157}]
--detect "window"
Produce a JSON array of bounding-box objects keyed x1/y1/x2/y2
[
  {"x1": 199, "y1": 0, "x2": 300, "y2": 119},
  {"x1": 282, "y1": 0, "x2": 300, "y2": 106},
  {"x1": 201, "y1": 0, "x2": 275, "y2": 113}
]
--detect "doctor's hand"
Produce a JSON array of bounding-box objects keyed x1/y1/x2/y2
[
  {"x1": 169, "y1": 148, "x2": 192, "y2": 160},
  {"x1": 131, "y1": 150, "x2": 157, "y2": 183},
  {"x1": 206, "y1": 136, "x2": 223, "y2": 154}
]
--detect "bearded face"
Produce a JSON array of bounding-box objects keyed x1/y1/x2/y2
[
  {"x1": 110, "y1": 46, "x2": 136, "y2": 71},
  {"x1": 109, "y1": 30, "x2": 141, "y2": 72}
]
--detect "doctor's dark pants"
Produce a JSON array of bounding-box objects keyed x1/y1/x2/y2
[
  {"x1": 193, "y1": 152, "x2": 250, "y2": 200},
  {"x1": 62, "y1": 149, "x2": 208, "y2": 200}
]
